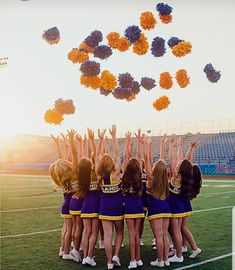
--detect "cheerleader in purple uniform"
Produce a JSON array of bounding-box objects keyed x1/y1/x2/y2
[
  {"x1": 97, "y1": 125, "x2": 124, "y2": 270},
  {"x1": 49, "y1": 131, "x2": 78, "y2": 261},
  {"x1": 179, "y1": 140, "x2": 202, "y2": 258},
  {"x1": 79, "y1": 129, "x2": 101, "y2": 267},
  {"x1": 121, "y1": 132, "x2": 144, "y2": 268},
  {"x1": 142, "y1": 134, "x2": 171, "y2": 267}
]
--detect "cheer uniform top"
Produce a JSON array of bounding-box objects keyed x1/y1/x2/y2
[
  {"x1": 167, "y1": 180, "x2": 186, "y2": 218},
  {"x1": 123, "y1": 188, "x2": 145, "y2": 219},
  {"x1": 81, "y1": 182, "x2": 101, "y2": 218},
  {"x1": 141, "y1": 171, "x2": 148, "y2": 212},
  {"x1": 99, "y1": 173, "x2": 124, "y2": 221}
]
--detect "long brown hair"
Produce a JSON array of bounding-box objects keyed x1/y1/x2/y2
[
  {"x1": 97, "y1": 154, "x2": 114, "y2": 183},
  {"x1": 75, "y1": 158, "x2": 92, "y2": 199},
  {"x1": 122, "y1": 158, "x2": 142, "y2": 196},
  {"x1": 179, "y1": 159, "x2": 194, "y2": 199},
  {"x1": 150, "y1": 160, "x2": 169, "y2": 200}
]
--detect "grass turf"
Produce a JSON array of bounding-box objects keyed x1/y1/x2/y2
[{"x1": 1, "y1": 175, "x2": 235, "y2": 270}]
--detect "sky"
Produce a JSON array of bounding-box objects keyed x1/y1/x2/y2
[{"x1": 0, "y1": 0, "x2": 235, "y2": 139}]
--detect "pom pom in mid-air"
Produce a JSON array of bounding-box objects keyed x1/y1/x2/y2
[
  {"x1": 156, "y1": 3, "x2": 173, "y2": 24},
  {"x1": 94, "y1": 45, "x2": 113, "y2": 60},
  {"x1": 141, "y1": 77, "x2": 156, "y2": 90},
  {"x1": 151, "y1": 37, "x2": 166, "y2": 57},
  {"x1": 85, "y1": 30, "x2": 103, "y2": 48},
  {"x1": 140, "y1": 11, "x2": 156, "y2": 30},
  {"x1": 159, "y1": 72, "x2": 173, "y2": 89},
  {"x1": 133, "y1": 34, "x2": 149, "y2": 55},
  {"x1": 100, "y1": 70, "x2": 117, "y2": 91},
  {"x1": 80, "y1": 75, "x2": 101, "y2": 90},
  {"x1": 131, "y1": 81, "x2": 140, "y2": 95},
  {"x1": 42, "y1": 27, "x2": 60, "y2": 45},
  {"x1": 153, "y1": 96, "x2": 170, "y2": 111},
  {"x1": 176, "y1": 69, "x2": 190, "y2": 88},
  {"x1": 159, "y1": 14, "x2": 172, "y2": 24},
  {"x1": 117, "y1": 37, "x2": 131, "y2": 52},
  {"x1": 124, "y1": 25, "x2": 142, "y2": 43},
  {"x1": 79, "y1": 42, "x2": 94, "y2": 54},
  {"x1": 44, "y1": 109, "x2": 63, "y2": 125},
  {"x1": 118, "y1": 73, "x2": 134, "y2": 88},
  {"x1": 203, "y1": 63, "x2": 221, "y2": 83},
  {"x1": 67, "y1": 49, "x2": 89, "y2": 63},
  {"x1": 107, "y1": 32, "x2": 120, "y2": 49},
  {"x1": 167, "y1": 37, "x2": 183, "y2": 48},
  {"x1": 80, "y1": 60, "x2": 100, "y2": 76},
  {"x1": 54, "y1": 99, "x2": 76, "y2": 115},
  {"x1": 112, "y1": 87, "x2": 125, "y2": 100},
  {"x1": 171, "y1": 41, "x2": 192, "y2": 57},
  {"x1": 100, "y1": 87, "x2": 112, "y2": 96}
]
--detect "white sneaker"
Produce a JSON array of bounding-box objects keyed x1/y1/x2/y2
[
  {"x1": 82, "y1": 258, "x2": 86, "y2": 265},
  {"x1": 169, "y1": 243, "x2": 174, "y2": 249},
  {"x1": 71, "y1": 241, "x2": 74, "y2": 248},
  {"x1": 59, "y1": 247, "x2": 64, "y2": 257},
  {"x1": 152, "y1": 245, "x2": 156, "y2": 250},
  {"x1": 140, "y1": 239, "x2": 144, "y2": 246},
  {"x1": 152, "y1": 238, "x2": 156, "y2": 246},
  {"x1": 168, "y1": 249, "x2": 175, "y2": 257},
  {"x1": 70, "y1": 248, "x2": 81, "y2": 262},
  {"x1": 112, "y1": 240, "x2": 115, "y2": 246},
  {"x1": 99, "y1": 240, "x2": 105, "y2": 249},
  {"x1": 107, "y1": 263, "x2": 114, "y2": 269},
  {"x1": 150, "y1": 259, "x2": 164, "y2": 267},
  {"x1": 169, "y1": 255, "x2": 184, "y2": 263},
  {"x1": 85, "y1": 256, "x2": 96, "y2": 266},
  {"x1": 128, "y1": 260, "x2": 137, "y2": 269},
  {"x1": 164, "y1": 260, "x2": 170, "y2": 266},
  {"x1": 189, "y1": 248, "x2": 201, "y2": 258},
  {"x1": 62, "y1": 253, "x2": 75, "y2": 261},
  {"x1": 182, "y1": 246, "x2": 188, "y2": 253},
  {"x1": 112, "y1": 255, "x2": 121, "y2": 267},
  {"x1": 136, "y1": 260, "x2": 143, "y2": 266}
]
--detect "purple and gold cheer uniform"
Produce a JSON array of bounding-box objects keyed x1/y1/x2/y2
[
  {"x1": 81, "y1": 182, "x2": 100, "y2": 218},
  {"x1": 123, "y1": 188, "x2": 145, "y2": 219},
  {"x1": 182, "y1": 197, "x2": 192, "y2": 217},
  {"x1": 167, "y1": 180, "x2": 186, "y2": 218},
  {"x1": 147, "y1": 190, "x2": 171, "y2": 221},
  {"x1": 141, "y1": 171, "x2": 148, "y2": 212},
  {"x1": 99, "y1": 173, "x2": 124, "y2": 221},
  {"x1": 61, "y1": 190, "x2": 73, "y2": 219}
]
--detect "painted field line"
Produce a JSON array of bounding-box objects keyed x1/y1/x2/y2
[
  {"x1": 1, "y1": 205, "x2": 233, "y2": 238},
  {"x1": 203, "y1": 180, "x2": 235, "y2": 183},
  {"x1": 200, "y1": 191, "x2": 235, "y2": 197},
  {"x1": 1, "y1": 206, "x2": 59, "y2": 213},
  {"x1": 0, "y1": 229, "x2": 61, "y2": 239},
  {"x1": 2, "y1": 188, "x2": 53, "y2": 194},
  {"x1": 172, "y1": 253, "x2": 232, "y2": 270},
  {"x1": 4, "y1": 194, "x2": 61, "y2": 200}
]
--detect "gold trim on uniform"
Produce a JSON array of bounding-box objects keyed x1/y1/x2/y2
[
  {"x1": 124, "y1": 213, "x2": 145, "y2": 219},
  {"x1": 147, "y1": 213, "x2": 172, "y2": 220},
  {"x1": 185, "y1": 211, "x2": 192, "y2": 217},
  {"x1": 69, "y1": 210, "x2": 81, "y2": 215},
  {"x1": 100, "y1": 180, "x2": 121, "y2": 193},
  {"x1": 89, "y1": 182, "x2": 98, "y2": 191},
  {"x1": 171, "y1": 213, "x2": 186, "y2": 218},
  {"x1": 61, "y1": 214, "x2": 72, "y2": 219},
  {"x1": 81, "y1": 213, "x2": 99, "y2": 218},
  {"x1": 99, "y1": 215, "x2": 124, "y2": 221}
]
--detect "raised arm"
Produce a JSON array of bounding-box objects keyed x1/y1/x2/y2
[
  {"x1": 123, "y1": 132, "x2": 131, "y2": 170},
  {"x1": 177, "y1": 137, "x2": 184, "y2": 164},
  {"x1": 109, "y1": 125, "x2": 120, "y2": 173},
  {"x1": 60, "y1": 133, "x2": 70, "y2": 161},
  {"x1": 76, "y1": 134, "x2": 84, "y2": 159},
  {"x1": 169, "y1": 134, "x2": 178, "y2": 178},
  {"x1": 88, "y1": 128, "x2": 98, "y2": 165},
  {"x1": 142, "y1": 134, "x2": 153, "y2": 185},
  {"x1": 83, "y1": 134, "x2": 88, "y2": 158},
  {"x1": 185, "y1": 141, "x2": 198, "y2": 162},
  {"x1": 88, "y1": 137, "x2": 92, "y2": 159},
  {"x1": 97, "y1": 129, "x2": 106, "y2": 163},
  {"x1": 148, "y1": 139, "x2": 153, "y2": 168},
  {"x1": 67, "y1": 129, "x2": 78, "y2": 176},
  {"x1": 104, "y1": 136, "x2": 109, "y2": 154},
  {"x1": 160, "y1": 135, "x2": 167, "y2": 162},
  {"x1": 135, "y1": 129, "x2": 142, "y2": 165},
  {"x1": 51, "y1": 135, "x2": 62, "y2": 159}
]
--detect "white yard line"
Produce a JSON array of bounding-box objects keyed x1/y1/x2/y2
[
  {"x1": 171, "y1": 253, "x2": 232, "y2": 270},
  {"x1": 1, "y1": 206, "x2": 59, "y2": 213},
  {"x1": 203, "y1": 180, "x2": 235, "y2": 183},
  {"x1": 4, "y1": 194, "x2": 61, "y2": 200},
  {"x1": 200, "y1": 191, "x2": 235, "y2": 197},
  {"x1": 1, "y1": 205, "x2": 233, "y2": 238}
]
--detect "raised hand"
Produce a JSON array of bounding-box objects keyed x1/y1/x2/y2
[
  {"x1": 98, "y1": 129, "x2": 106, "y2": 140},
  {"x1": 51, "y1": 134, "x2": 60, "y2": 143},
  {"x1": 177, "y1": 136, "x2": 183, "y2": 146},
  {"x1": 134, "y1": 129, "x2": 141, "y2": 141},
  {"x1": 67, "y1": 129, "x2": 76, "y2": 140},
  {"x1": 84, "y1": 133, "x2": 88, "y2": 143},
  {"x1": 109, "y1": 124, "x2": 117, "y2": 138},
  {"x1": 76, "y1": 134, "x2": 83, "y2": 144},
  {"x1": 191, "y1": 140, "x2": 199, "y2": 148},
  {"x1": 125, "y1": 131, "x2": 132, "y2": 141},
  {"x1": 170, "y1": 134, "x2": 177, "y2": 146}
]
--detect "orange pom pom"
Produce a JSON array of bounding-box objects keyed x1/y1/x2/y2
[
  {"x1": 172, "y1": 41, "x2": 192, "y2": 57},
  {"x1": 67, "y1": 49, "x2": 89, "y2": 63},
  {"x1": 133, "y1": 34, "x2": 149, "y2": 55},
  {"x1": 100, "y1": 70, "x2": 117, "y2": 91},
  {"x1": 44, "y1": 109, "x2": 63, "y2": 125},
  {"x1": 140, "y1": 11, "x2": 156, "y2": 30},
  {"x1": 175, "y1": 69, "x2": 190, "y2": 88},
  {"x1": 117, "y1": 37, "x2": 131, "y2": 52},
  {"x1": 159, "y1": 14, "x2": 172, "y2": 24},
  {"x1": 159, "y1": 72, "x2": 173, "y2": 89},
  {"x1": 107, "y1": 32, "x2": 120, "y2": 49},
  {"x1": 79, "y1": 42, "x2": 94, "y2": 54},
  {"x1": 80, "y1": 75, "x2": 101, "y2": 90},
  {"x1": 153, "y1": 96, "x2": 170, "y2": 111}
]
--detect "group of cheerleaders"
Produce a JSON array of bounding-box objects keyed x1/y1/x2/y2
[{"x1": 50, "y1": 125, "x2": 202, "y2": 269}]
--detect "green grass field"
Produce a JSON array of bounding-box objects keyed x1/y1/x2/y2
[{"x1": 1, "y1": 174, "x2": 235, "y2": 270}]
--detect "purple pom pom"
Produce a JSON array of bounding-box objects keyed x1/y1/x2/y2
[
  {"x1": 42, "y1": 27, "x2": 60, "y2": 42},
  {"x1": 94, "y1": 45, "x2": 113, "y2": 60},
  {"x1": 123, "y1": 88, "x2": 132, "y2": 99},
  {"x1": 167, "y1": 37, "x2": 183, "y2": 48},
  {"x1": 151, "y1": 37, "x2": 166, "y2": 57},
  {"x1": 80, "y1": 60, "x2": 100, "y2": 76},
  {"x1": 118, "y1": 73, "x2": 134, "y2": 88},
  {"x1": 112, "y1": 87, "x2": 125, "y2": 99},
  {"x1": 100, "y1": 87, "x2": 111, "y2": 96},
  {"x1": 156, "y1": 3, "x2": 173, "y2": 15},
  {"x1": 124, "y1": 25, "x2": 142, "y2": 43},
  {"x1": 203, "y1": 63, "x2": 221, "y2": 83},
  {"x1": 131, "y1": 81, "x2": 140, "y2": 94},
  {"x1": 141, "y1": 77, "x2": 156, "y2": 90},
  {"x1": 85, "y1": 30, "x2": 103, "y2": 48}
]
